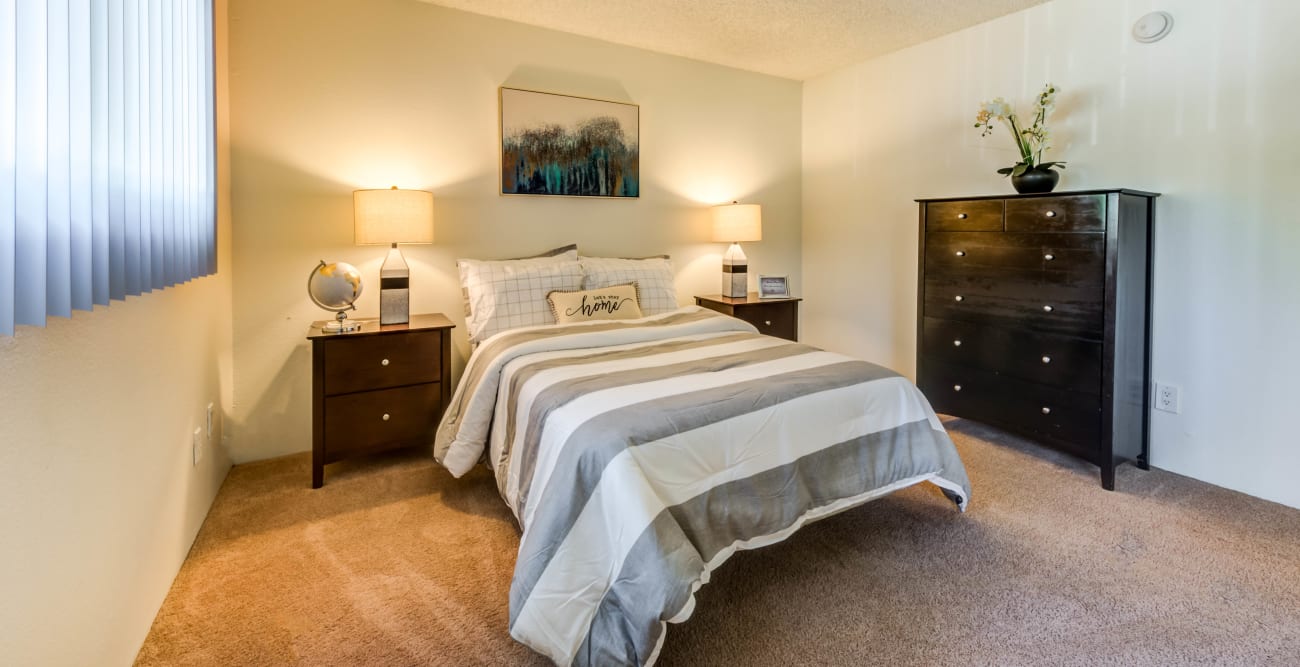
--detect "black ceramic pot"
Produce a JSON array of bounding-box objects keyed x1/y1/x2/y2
[{"x1": 1011, "y1": 167, "x2": 1061, "y2": 194}]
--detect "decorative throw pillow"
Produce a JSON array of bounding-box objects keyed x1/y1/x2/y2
[
  {"x1": 547, "y1": 284, "x2": 643, "y2": 324},
  {"x1": 458, "y1": 257, "x2": 584, "y2": 345},
  {"x1": 458, "y1": 244, "x2": 579, "y2": 318},
  {"x1": 579, "y1": 255, "x2": 678, "y2": 315}
]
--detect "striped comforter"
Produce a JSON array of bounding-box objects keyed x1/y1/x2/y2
[{"x1": 434, "y1": 307, "x2": 972, "y2": 666}]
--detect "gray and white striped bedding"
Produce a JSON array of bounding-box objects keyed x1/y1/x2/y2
[{"x1": 434, "y1": 307, "x2": 972, "y2": 666}]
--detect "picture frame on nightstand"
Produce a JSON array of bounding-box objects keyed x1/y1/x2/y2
[{"x1": 758, "y1": 275, "x2": 790, "y2": 299}]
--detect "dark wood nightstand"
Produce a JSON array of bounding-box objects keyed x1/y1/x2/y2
[
  {"x1": 695, "y1": 293, "x2": 801, "y2": 341},
  {"x1": 306, "y1": 313, "x2": 454, "y2": 488}
]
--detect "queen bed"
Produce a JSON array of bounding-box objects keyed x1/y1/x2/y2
[{"x1": 434, "y1": 298, "x2": 971, "y2": 665}]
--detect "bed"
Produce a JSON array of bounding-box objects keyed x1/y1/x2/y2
[{"x1": 434, "y1": 306, "x2": 972, "y2": 666}]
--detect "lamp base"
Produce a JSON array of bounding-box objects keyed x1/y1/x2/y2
[
  {"x1": 380, "y1": 243, "x2": 411, "y2": 325},
  {"x1": 722, "y1": 242, "x2": 748, "y2": 298}
]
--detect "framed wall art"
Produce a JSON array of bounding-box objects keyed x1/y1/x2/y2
[{"x1": 500, "y1": 87, "x2": 639, "y2": 198}]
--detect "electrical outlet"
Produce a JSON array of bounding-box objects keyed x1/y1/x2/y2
[
  {"x1": 192, "y1": 427, "x2": 204, "y2": 465},
  {"x1": 1154, "y1": 382, "x2": 1181, "y2": 413},
  {"x1": 206, "y1": 403, "x2": 214, "y2": 442}
]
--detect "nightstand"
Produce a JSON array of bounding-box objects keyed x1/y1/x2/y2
[
  {"x1": 306, "y1": 313, "x2": 454, "y2": 488},
  {"x1": 695, "y1": 293, "x2": 801, "y2": 341}
]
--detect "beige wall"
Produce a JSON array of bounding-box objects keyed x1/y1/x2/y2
[
  {"x1": 803, "y1": 0, "x2": 1300, "y2": 508},
  {"x1": 0, "y1": 1, "x2": 235, "y2": 664},
  {"x1": 227, "y1": 0, "x2": 803, "y2": 462}
]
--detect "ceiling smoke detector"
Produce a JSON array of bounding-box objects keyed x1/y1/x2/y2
[{"x1": 1132, "y1": 11, "x2": 1174, "y2": 43}]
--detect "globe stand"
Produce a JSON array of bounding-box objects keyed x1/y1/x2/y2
[{"x1": 322, "y1": 309, "x2": 361, "y2": 334}]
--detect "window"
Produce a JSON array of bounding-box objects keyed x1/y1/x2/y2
[{"x1": 0, "y1": 0, "x2": 216, "y2": 336}]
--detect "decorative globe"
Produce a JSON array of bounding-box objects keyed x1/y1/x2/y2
[{"x1": 308, "y1": 261, "x2": 364, "y2": 332}]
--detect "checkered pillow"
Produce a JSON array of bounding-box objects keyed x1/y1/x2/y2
[
  {"x1": 458, "y1": 256, "x2": 584, "y2": 345},
  {"x1": 579, "y1": 256, "x2": 679, "y2": 315},
  {"x1": 458, "y1": 245, "x2": 578, "y2": 319}
]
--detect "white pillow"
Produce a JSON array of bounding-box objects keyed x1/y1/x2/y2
[
  {"x1": 458, "y1": 244, "x2": 578, "y2": 319},
  {"x1": 579, "y1": 256, "x2": 679, "y2": 315},
  {"x1": 458, "y1": 257, "x2": 584, "y2": 345}
]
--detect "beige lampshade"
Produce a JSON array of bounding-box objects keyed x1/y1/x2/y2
[
  {"x1": 711, "y1": 202, "x2": 762, "y2": 243},
  {"x1": 354, "y1": 186, "x2": 434, "y2": 245}
]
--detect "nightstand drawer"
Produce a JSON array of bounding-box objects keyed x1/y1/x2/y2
[
  {"x1": 736, "y1": 303, "x2": 796, "y2": 340},
  {"x1": 323, "y1": 383, "x2": 441, "y2": 459},
  {"x1": 323, "y1": 330, "x2": 441, "y2": 395}
]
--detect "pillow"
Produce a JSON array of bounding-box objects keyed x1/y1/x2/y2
[
  {"x1": 579, "y1": 256, "x2": 678, "y2": 315},
  {"x1": 458, "y1": 244, "x2": 579, "y2": 319},
  {"x1": 458, "y1": 257, "x2": 584, "y2": 345},
  {"x1": 547, "y1": 284, "x2": 643, "y2": 324}
]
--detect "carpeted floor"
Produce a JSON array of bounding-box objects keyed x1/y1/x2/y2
[{"x1": 135, "y1": 417, "x2": 1300, "y2": 666}]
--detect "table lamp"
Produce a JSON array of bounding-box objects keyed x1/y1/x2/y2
[
  {"x1": 711, "y1": 201, "x2": 762, "y2": 298},
  {"x1": 354, "y1": 186, "x2": 434, "y2": 325}
]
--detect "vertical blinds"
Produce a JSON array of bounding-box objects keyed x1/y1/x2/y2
[{"x1": 0, "y1": 0, "x2": 216, "y2": 337}]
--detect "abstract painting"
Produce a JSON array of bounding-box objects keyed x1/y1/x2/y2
[{"x1": 500, "y1": 88, "x2": 639, "y2": 198}]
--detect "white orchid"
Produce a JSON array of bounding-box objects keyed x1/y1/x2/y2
[{"x1": 974, "y1": 83, "x2": 1065, "y2": 177}]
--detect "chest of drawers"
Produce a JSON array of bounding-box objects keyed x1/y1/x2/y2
[
  {"x1": 915, "y1": 190, "x2": 1158, "y2": 489},
  {"x1": 307, "y1": 313, "x2": 454, "y2": 488}
]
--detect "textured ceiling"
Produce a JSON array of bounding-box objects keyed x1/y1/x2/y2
[{"x1": 420, "y1": 0, "x2": 1050, "y2": 80}]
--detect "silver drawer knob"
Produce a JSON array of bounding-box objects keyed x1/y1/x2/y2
[
  {"x1": 381, "y1": 358, "x2": 390, "y2": 366},
  {"x1": 953, "y1": 384, "x2": 962, "y2": 392},
  {"x1": 1044, "y1": 253, "x2": 1055, "y2": 261},
  {"x1": 953, "y1": 339, "x2": 962, "y2": 347},
  {"x1": 382, "y1": 413, "x2": 391, "y2": 421},
  {"x1": 1042, "y1": 356, "x2": 1052, "y2": 364},
  {"x1": 764, "y1": 320, "x2": 772, "y2": 326},
  {"x1": 1045, "y1": 210, "x2": 1057, "y2": 218},
  {"x1": 954, "y1": 295, "x2": 964, "y2": 302},
  {"x1": 955, "y1": 250, "x2": 966, "y2": 257},
  {"x1": 1042, "y1": 305, "x2": 1054, "y2": 312},
  {"x1": 1041, "y1": 407, "x2": 1052, "y2": 415},
  {"x1": 957, "y1": 213, "x2": 968, "y2": 219}
]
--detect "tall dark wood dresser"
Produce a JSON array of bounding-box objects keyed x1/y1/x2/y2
[{"x1": 915, "y1": 189, "x2": 1158, "y2": 489}]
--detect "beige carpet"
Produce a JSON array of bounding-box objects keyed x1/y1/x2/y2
[{"x1": 135, "y1": 418, "x2": 1300, "y2": 666}]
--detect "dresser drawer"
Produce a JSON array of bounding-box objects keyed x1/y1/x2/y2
[
  {"x1": 925, "y1": 200, "x2": 1003, "y2": 231},
  {"x1": 1005, "y1": 195, "x2": 1105, "y2": 232},
  {"x1": 918, "y1": 359, "x2": 1101, "y2": 459},
  {"x1": 920, "y1": 317, "x2": 1102, "y2": 394},
  {"x1": 924, "y1": 232, "x2": 1105, "y2": 286},
  {"x1": 924, "y1": 276, "x2": 1104, "y2": 338},
  {"x1": 322, "y1": 330, "x2": 441, "y2": 396},
  {"x1": 323, "y1": 383, "x2": 442, "y2": 459}
]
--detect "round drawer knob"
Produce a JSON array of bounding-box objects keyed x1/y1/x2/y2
[
  {"x1": 764, "y1": 320, "x2": 772, "y2": 326},
  {"x1": 382, "y1": 413, "x2": 391, "y2": 421},
  {"x1": 953, "y1": 384, "x2": 962, "y2": 392},
  {"x1": 957, "y1": 213, "x2": 968, "y2": 219},
  {"x1": 1043, "y1": 305, "x2": 1054, "y2": 312},
  {"x1": 1044, "y1": 253, "x2": 1055, "y2": 261},
  {"x1": 954, "y1": 295, "x2": 964, "y2": 302},
  {"x1": 953, "y1": 339, "x2": 962, "y2": 347},
  {"x1": 1042, "y1": 356, "x2": 1052, "y2": 364},
  {"x1": 1041, "y1": 407, "x2": 1052, "y2": 415},
  {"x1": 955, "y1": 250, "x2": 966, "y2": 257},
  {"x1": 381, "y1": 358, "x2": 390, "y2": 366},
  {"x1": 1045, "y1": 210, "x2": 1057, "y2": 218}
]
